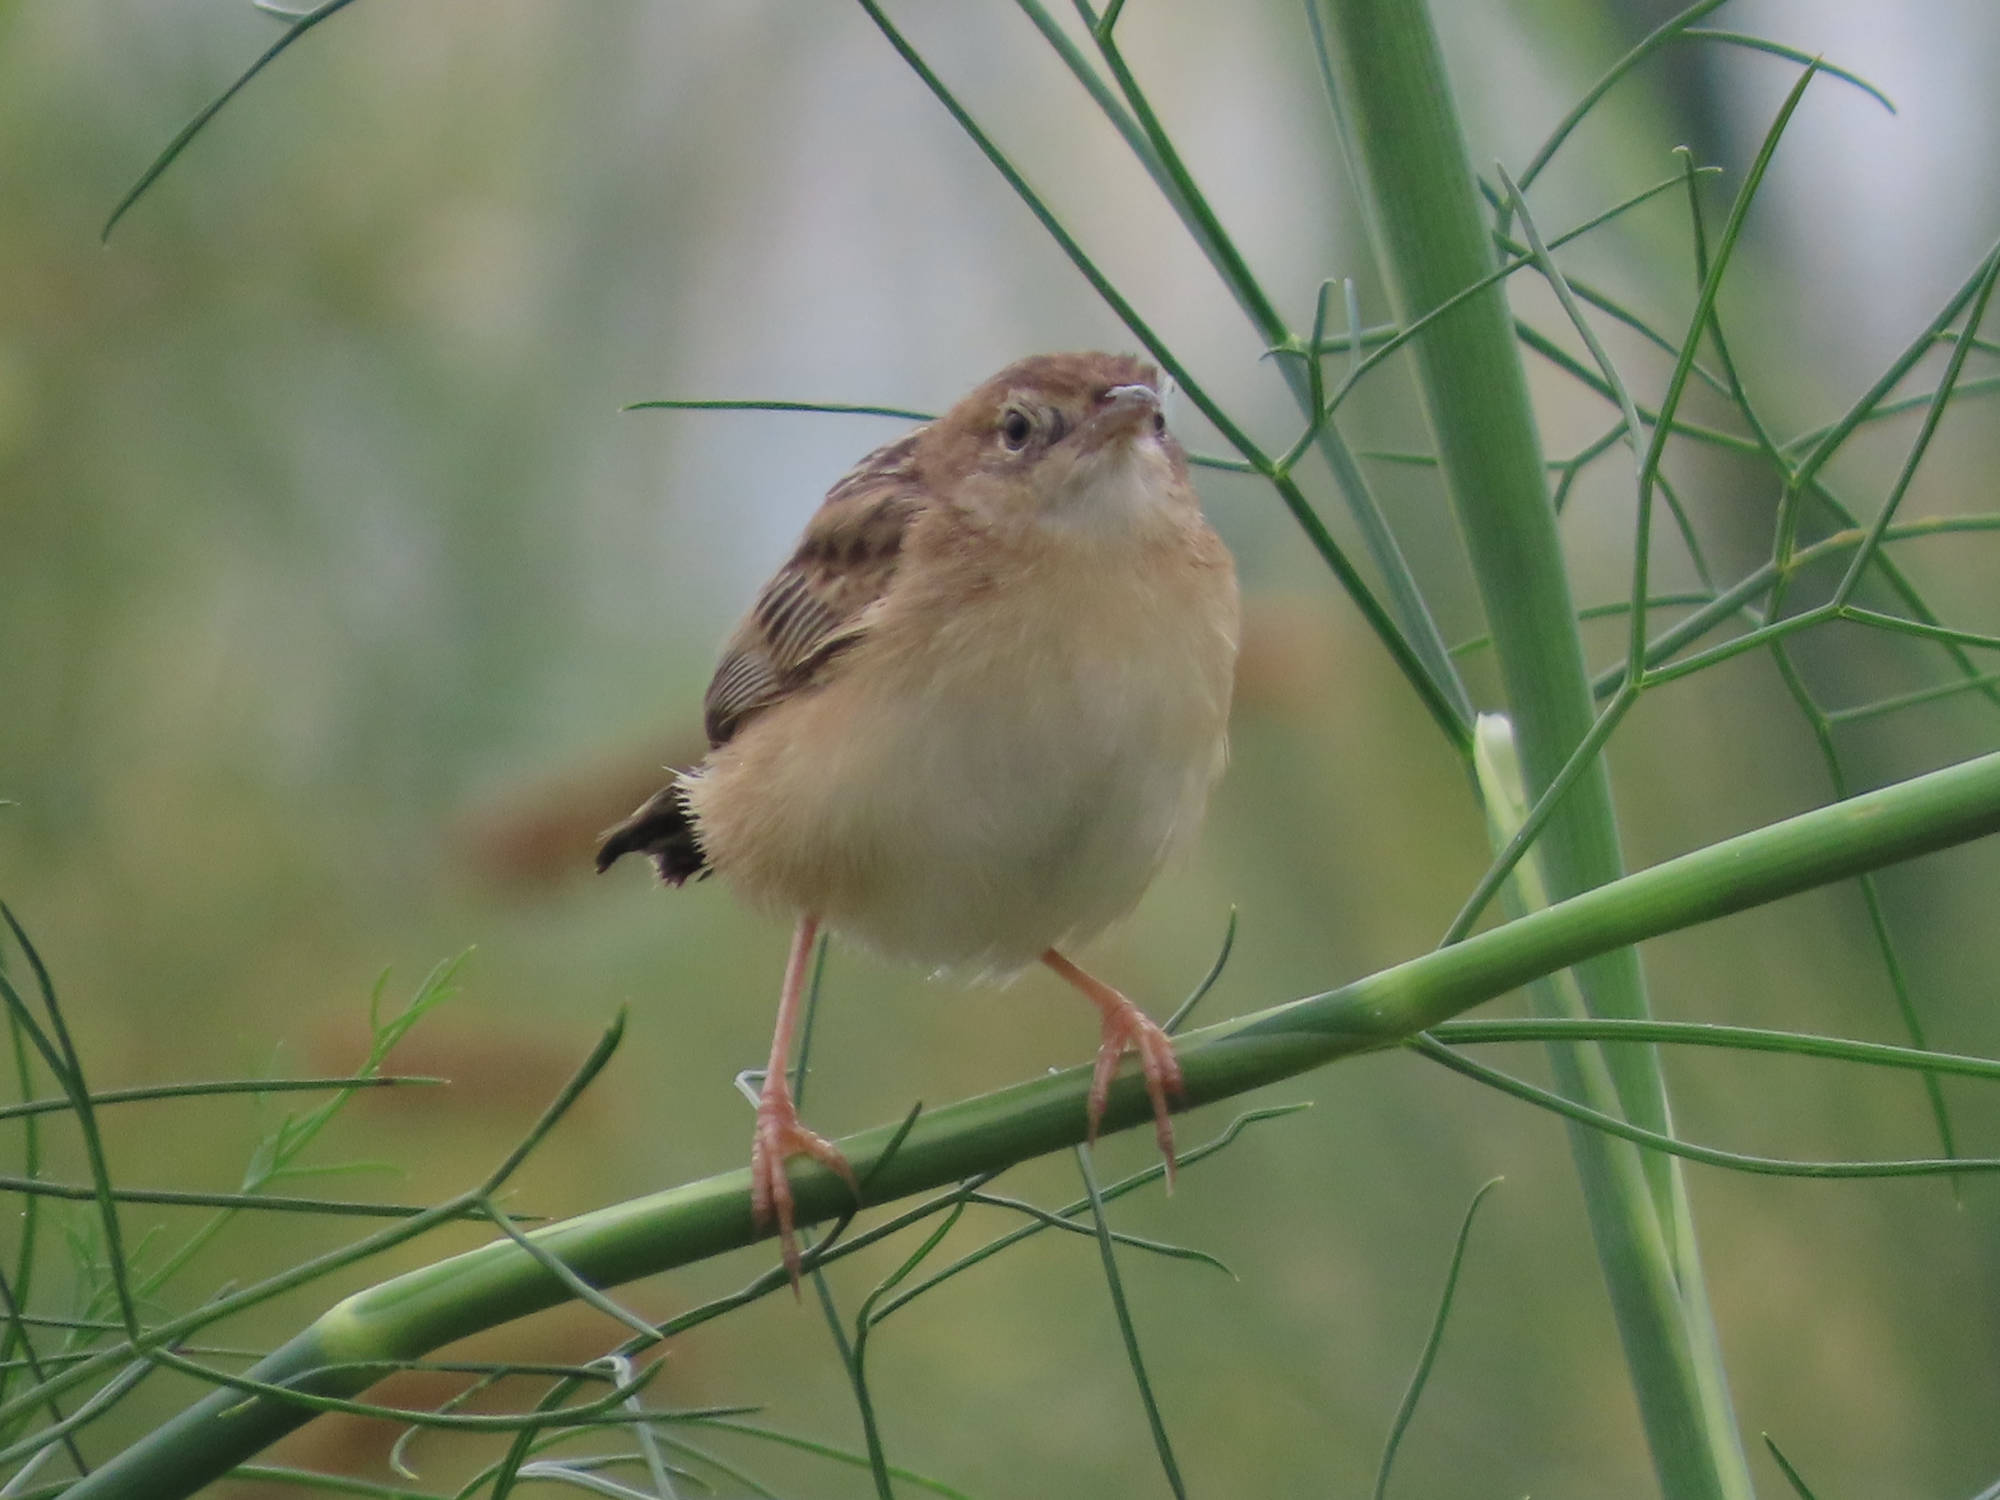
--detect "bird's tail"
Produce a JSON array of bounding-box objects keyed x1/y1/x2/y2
[{"x1": 595, "y1": 782, "x2": 710, "y2": 885}]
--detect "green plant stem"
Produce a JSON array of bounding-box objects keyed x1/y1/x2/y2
[
  {"x1": 65, "y1": 746, "x2": 2000, "y2": 1500},
  {"x1": 1311, "y1": 0, "x2": 1654, "y2": 1075},
  {"x1": 1313, "y1": 3, "x2": 1749, "y2": 1493}
]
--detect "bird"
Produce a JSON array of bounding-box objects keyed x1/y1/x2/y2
[{"x1": 597, "y1": 351, "x2": 1240, "y2": 1283}]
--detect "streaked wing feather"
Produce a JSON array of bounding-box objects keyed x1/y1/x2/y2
[{"x1": 702, "y1": 431, "x2": 925, "y2": 747}]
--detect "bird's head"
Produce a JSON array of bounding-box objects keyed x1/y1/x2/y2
[{"x1": 918, "y1": 351, "x2": 1191, "y2": 536}]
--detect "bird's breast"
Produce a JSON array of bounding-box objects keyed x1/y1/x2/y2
[{"x1": 692, "y1": 525, "x2": 1238, "y2": 974}]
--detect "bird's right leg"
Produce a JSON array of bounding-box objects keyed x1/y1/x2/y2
[
  {"x1": 751, "y1": 912, "x2": 858, "y2": 1290},
  {"x1": 1042, "y1": 948, "x2": 1185, "y2": 1188}
]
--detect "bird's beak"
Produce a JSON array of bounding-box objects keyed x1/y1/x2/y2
[
  {"x1": 1084, "y1": 383, "x2": 1161, "y2": 447},
  {"x1": 1103, "y1": 383, "x2": 1159, "y2": 415}
]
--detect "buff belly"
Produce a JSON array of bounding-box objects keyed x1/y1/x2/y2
[{"x1": 684, "y1": 561, "x2": 1234, "y2": 975}]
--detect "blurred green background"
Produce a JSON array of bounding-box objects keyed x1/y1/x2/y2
[{"x1": 5, "y1": 2, "x2": 2000, "y2": 1495}]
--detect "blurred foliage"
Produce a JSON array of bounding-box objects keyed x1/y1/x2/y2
[{"x1": 4, "y1": 2, "x2": 2000, "y2": 1497}]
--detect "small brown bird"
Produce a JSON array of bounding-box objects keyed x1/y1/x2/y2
[{"x1": 599, "y1": 351, "x2": 1239, "y2": 1280}]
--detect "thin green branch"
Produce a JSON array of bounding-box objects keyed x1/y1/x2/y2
[
  {"x1": 1832, "y1": 247, "x2": 2000, "y2": 603},
  {"x1": 0, "y1": 1268, "x2": 85, "y2": 1486},
  {"x1": 1654, "y1": 479, "x2": 1717, "y2": 601},
  {"x1": 1550, "y1": 423, "x2": 1627, "y2": 514},
  {"x1": 1842, "y1": 607, "x2": 2000, "y2": 652},
  {"x1": 0, "y1": 996, "x2": 46, "y2": 1427},
  {"x1": 230, "y1": 1467, "x2": 443, "y2": 1499},
  {"x1": 477, "y1": 1203, "x2": 658, "y2": 1344},
  {"x1": 1372, "y1": 1178, "x2": 1501, "y2": 1500},
  {"x1": 1431, "y1": 1018, "x2": 2000, "y2": 1080},
  {"x1": 1494, "y1": 166, "x2": 1657, "y2": 667},
  {"x1": 1675, "y1": 144, "x2": 1796, "y2": 487},
  {"x1": 1589, "y1": 516, "x2": 2000, "y2": 698},
  {"x1": 868, "y1": 1106, "x2": 1303, "y2": 1326},
  {"x1": 1164, "y1": 907, "x2": 1237, "y2": 1034},
  {"x1": 1632, "y1": 59, "x2": 1823, "y2": 673},
  {"x1": 1796, "y1": 482, "x2": 2000, "y2": 719},
  {"x1": 1825, "y1": 671, "x2": 2000, "y2": 726},
  {"x1": 0, "y1": 907, "x2": 141, "y2": 1342},
  {"x1": 1638, "y1": 604, "x2": 1832, "y2": 688},
  {"x1": 1075, "y1": 1146, "x2": 1185, "y2": 1499},
  {"x1": 1679, "y1": 31, "x2": 1893, "y2": 111},
  {"x1": 1074, "y1": 0, "x2": 1285, "y2": 337},
  {"x1": 1513, "y1": 0, "x2": 1731, "y2": 197},
  {"x1": 1763, "y1": 640, "x2": 1957, "y2": 1171},
  {"x1": 1514, "y1": 322, "x2": 1758, "y2": 456},
  {"x1": 1493, "y1": 229, "x2": 1736, "y2": 399},
  {"x1": 122, "y1": 1349, "x2": 659, "y2": 1438},
  {"x1": 961, "y1": 1191, "x2": 1231, "y2": 1273},
  {"x1": 1761, "y1": 1434, "x2": 1823, "y2": 1500},
  {"x1": 1415, "y1": 1037, "x2": 1995, "y2": 1179},
  {"x1": 0, "y1": 1176, "x2": 488, "y2": 1219},
  {"x1": 683, "y1": 1418, "x2": 974, "y2": 1500},
  {"x1": 1511, "y1": 2, "x2": 1887, "y2": 205},
  {"x1": 102, "y1": 0, "x2": 365, "y2": 240},
  {"x1": 1323, "y1": 169, "x2": 1727, "y2": 429},
  {"x1": 624, "y1": 399, "x2": 933, "y2": 422},
  {"x1": 0, "y1": 1358, "x2": 154, "y2": 1494},
  {"x1": 649, "y1": 1437, "x2": 784, "y2": 1500},
  {"x1": 0, "y1": 1075, "x2": 434, "y2": 1124},
  {"x1": 1786, "y1": 232, "x2": 2000, "y2": 499},
  {"x1": 1451, "y1": 595, "x2": 1721, "y2": 660}
]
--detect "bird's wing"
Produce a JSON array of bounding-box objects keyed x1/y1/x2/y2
[{"x1": 702, "y1": 430, "x2": 926, "y2": 747}]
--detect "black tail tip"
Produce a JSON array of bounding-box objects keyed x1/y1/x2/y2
[{"x1": 595, "y1": 784, "x2": 710, "y2": 886}]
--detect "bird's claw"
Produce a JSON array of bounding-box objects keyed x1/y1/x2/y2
[
  {"x1": 751, "y1": 1086, "x2": 858, "y2": 1292},
  {"x1": 1087, "y1": 995, "x2": 1186, "y2": 1188}
]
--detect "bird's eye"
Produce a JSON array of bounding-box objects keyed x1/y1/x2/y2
[
  {"x1": 1151, "y1": 410, "x2": 1166, "y2": 436},
  {"x1": 999, "y1": 408, "x2": 1034, "y2": 450}
]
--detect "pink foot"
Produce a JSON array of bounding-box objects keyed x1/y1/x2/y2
[
  {"x1": 1042, "y1": 951, "x2": 1185, "y2": 1187},
  {"x1": 750, "y1": 1078, "x2": 858, "y2": 1291},
  {"x1": 1087, "y1": 991, "x2": 1186, "y2": 1186}
]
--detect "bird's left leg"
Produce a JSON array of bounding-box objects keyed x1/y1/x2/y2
[
  {"x1": 1041, "y1": 949, "x2": 1185, "y2": 1187},
  {"x1": 752, "y1": 913, "x2": 858, "y2": 1289}
]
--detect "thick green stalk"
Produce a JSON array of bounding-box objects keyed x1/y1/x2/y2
[
  {"x1": 67, "y1": 747, "x2": 2000, "y2": 1500},
  {"x1": 1312, "y1": 3, "x2": 1747, "y2": 1494}
]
